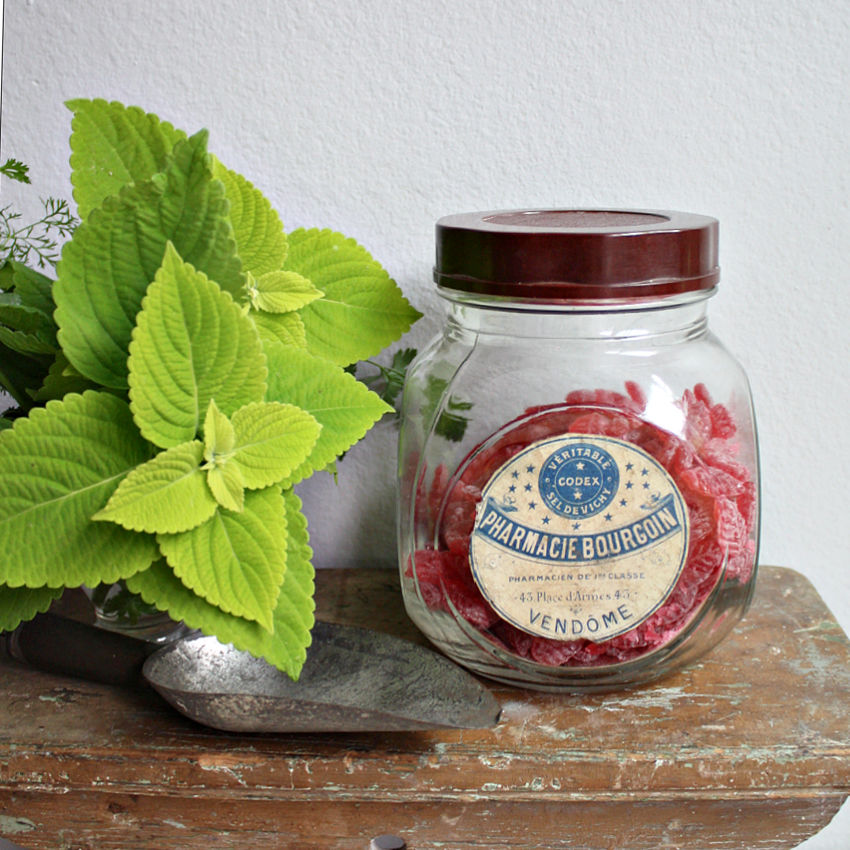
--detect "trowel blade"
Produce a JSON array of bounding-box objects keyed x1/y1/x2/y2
[{"x1": 144, "y1": 621, "x2": 501, "y2": 732}]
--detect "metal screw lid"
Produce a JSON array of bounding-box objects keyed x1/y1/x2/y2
[{"x1": 434, "y1": 209, "x2": 719, "y2": 300}]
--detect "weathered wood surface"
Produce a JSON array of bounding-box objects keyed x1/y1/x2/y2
[{"x1": 0, "y1": 566, "x2": 848, "y2": 849}]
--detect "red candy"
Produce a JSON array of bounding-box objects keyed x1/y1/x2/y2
[{"x1": 408, "y1": 383, "x2": 757, "y2": 667}]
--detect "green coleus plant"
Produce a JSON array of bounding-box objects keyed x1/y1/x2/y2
[{"x1": 0, "y1": 99, "x2": 420, "y2": 678}]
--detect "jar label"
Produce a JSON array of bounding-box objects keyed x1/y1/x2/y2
[{"x1": 468, "y1": 434, "x2": 690, "y2": 642}]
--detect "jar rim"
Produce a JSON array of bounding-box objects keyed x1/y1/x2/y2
[
  {"x1": 437, "y1": 285, "x2": 716, "y2": 315},
  {"x1": 434, "y1": 208, "x2": 719, "y2": 300}
]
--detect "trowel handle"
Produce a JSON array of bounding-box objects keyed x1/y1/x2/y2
[{"x1": 2, "y1": 612, "x2": 153, "y2": 687}]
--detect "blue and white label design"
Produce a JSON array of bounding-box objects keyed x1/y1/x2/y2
[
  {"x1": 469, "y1": 434, "x2": 690, "y2": 643},
  {"x1": 538, "y1": 442, "x2": 619, "y2": 518}
]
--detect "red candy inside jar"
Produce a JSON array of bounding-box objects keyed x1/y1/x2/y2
[{"x1": 397, "y1": 210, "x2": 760, "y2": 691}]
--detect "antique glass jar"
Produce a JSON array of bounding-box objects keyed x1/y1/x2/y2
[{"x1": 397, "y1": 210, "x2": 760, "y2": 691}]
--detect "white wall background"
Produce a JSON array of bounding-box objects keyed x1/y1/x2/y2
[{"x1": 1, "y1": 1, "x2": 848, "y2": 845}]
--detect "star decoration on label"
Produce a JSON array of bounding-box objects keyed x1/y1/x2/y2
[
  {"x1": 490, "y1": 438, "x2": 675, "y2": 534},
  {"x1": 468, "y1": 435, "x2": 691, "y2": 646}
]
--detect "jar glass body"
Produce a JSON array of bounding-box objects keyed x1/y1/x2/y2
[{"x1": 397, "y1": 290, "x2": 760, "y2": 691}]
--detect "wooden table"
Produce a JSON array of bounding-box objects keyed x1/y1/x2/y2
[{"x1": 0, "y1": 566, "x2": 848, "y2": 849}]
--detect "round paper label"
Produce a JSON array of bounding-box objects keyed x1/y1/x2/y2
[{"x1": 468, "y1": 434, "x2": 690, "y2": 643}]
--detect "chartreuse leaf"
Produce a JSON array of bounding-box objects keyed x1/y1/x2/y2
[
  {"x1": 202, "y1": 399, "x2": 244, "y2": 510},
  {"x1": 284, "y1": 228, "x2": 421, "y2": 366},
  {"x1": 126, "y1": 489, "x2": 314, "y2": 678},
  {"x1": 0, "y1": 391, "x2": 157, "y2": 588},
  {"x1": 94, "y1": 440, "x2": 217, "y2": 535},
  {"x1": 54, "y1": 131, "x2": 243, "y2": 389},
  {"x1": 265, "y1": 342, "x2": 392, "y2": 486},
  {"x1": 0, "y1": 584, "x2": 63, "y2": 632},
  {"x1": 203, "y1": 398, "x2": 236, "y2": 459},
  {"x1": 67, "y1": 98, "x2": 186, "y2": 220},
  {"x1": 156, "y1": 486, "x2": 288, "y2": 632},
  {"x1": 230, "y1": 401, "x2": 321, "y2": 490},
  {"x1": 128, "y1": 244, "x2": 267, "y2": 448},
  {"x1": 206, "y1": 462, "x2": 245, "y2": 513},
  {"x1": 251, "y1": 310, "x2": 307, "y2": 349},
  {"x1": 211, "y1": 158, "x2": 288, "y2": 277},
  {"x1": 267, "y1": 488, "x2": 315, "y2": 666},
  {"x1": 246, "y1": 270, "x2": 323, "y2": 313}
]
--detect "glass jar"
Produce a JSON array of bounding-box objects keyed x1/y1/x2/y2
[{"x1": 397, "y1": 210, "x2": 760, "y2": 692}]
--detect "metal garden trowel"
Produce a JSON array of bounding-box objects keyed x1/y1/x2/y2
[{"x1": 2, "y1": 613, "x2": 501, "y2": 732}]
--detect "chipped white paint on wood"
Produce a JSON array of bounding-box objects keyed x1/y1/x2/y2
[{"x1": 0, "y1": 567, "x2": 848, "y2": 849}]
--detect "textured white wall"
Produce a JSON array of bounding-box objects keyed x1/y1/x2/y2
[{"x1": 1, "y1": 1, "x2": 849, "y2": 844}]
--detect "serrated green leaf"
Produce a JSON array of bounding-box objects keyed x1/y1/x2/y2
[
  {"x1": 29, "y1": 352, "x2": 99, "y2": 402},
  {"x1": 203, "y1": 398, "x2": 243, "y2": 512},
  {"x1": 54, "y1": 131, "x2": 244, "y2": 389},
  {"x1": 212, "y1": 158, "x2": 288, "y2": 277},
  {"x1": 156, "y1": 486, "x2": 288, "y2": 631},
  {"x1": 284, "y1": 228, "x2": 421, "y2": 366},
  {"x1": 0, "y1": 295, "x2": 57, "y2": 344},
  {"x1": 206, "y1": 462, "x2": 245, "y2": 512},
  {"x1": 246, "y1": 270, "x2": 323, "y2": 313},
  {"x1": 269, "y1": 488, "x2": 315, "y2": 664},
  {"x1": 0, "y1": 325, "x2": 56, "y2": 355},
  {"x1": 203, "y1": 398, "x2": 236, "y2": 460},
  {"x1": 265, "y1": 342, "x2": 392, "y2": 485},
  {"x1": 127, "y1": 489, "x2": 313, "y2": 678},
  {"x1": 6, "y1": 262, "x2": 56, "y2": 317},
  {"x1": 0, "y1": 584, "x2": 63, "y2": 632},
  {"x1": 128, "y1": 244, "x2": 267, "y2": 448},
  {"x1": 0, "y1": 391, "x2": 157, "y2": 588},
  {"x1": 251, "y1": 309, "x2": 307, "y2": 349},
  {"x1": 67, "y1": 98, "x2": 186, "y2": 220},
  {"x1": 230, "y1": 401, "x2": 320, "y2": 490},
  {"x1": 95, "y1": 440, "x2": 217, "y2": 534}
]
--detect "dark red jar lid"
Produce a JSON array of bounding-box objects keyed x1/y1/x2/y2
[{"x1": 434, "y1": 209, "x2": 719, "y2": 300}]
